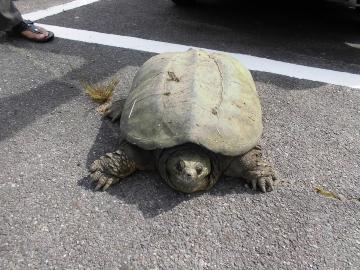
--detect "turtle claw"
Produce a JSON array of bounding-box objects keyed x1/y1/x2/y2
[
  {"x1": 90, "y1": 171, "x2": 102, "y2": 182},
  {"x1": 94, "y1": 175, "x2": 106, "y2": 191},
  {"x1": 258, "y1": 177, "x2": 267, "y2": 193},
  {"x1": 250, "y1": 177, "x2": 273, "y2": 193},
  {"x1": 89, "y1": 150, "x2": 137, "y2": 191},
  {"x1": 264, "y1": 177, "x2": 274, "y2": 192},
  {"x1": 90, "y1": 171, "x2": 119, "y2": 191},
  {"x1": 102, "y1": 177, "x2": 115, "y2": 191},
  {"x1": 89, "y1": 156, "x2": 120, "y2": 191},
  {"x1": 250, "y1": 178, "x2": 258, "y2": 191},
  {"x1": 90, "y1": 160, "x2": 102, "y2": 173}
]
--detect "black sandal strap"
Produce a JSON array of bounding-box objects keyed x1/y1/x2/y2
[
  {"x1": 23, "y1": 20, "x2": 34, "y2": 24},
  {"x1": 12, "y1": 20, "x2": 41, "y2": 34}
]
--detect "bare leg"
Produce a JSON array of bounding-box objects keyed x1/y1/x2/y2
[
  {"x1": 90, "y1": 150, "x2": 136, "y2": 191},
  {"x1": 224, "y1": 146, "x2": 278, "y2": 192}
]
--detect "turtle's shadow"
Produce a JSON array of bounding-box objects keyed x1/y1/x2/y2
[{"x1": 79, "y1": 118, "x2": 257, "y2": 218}]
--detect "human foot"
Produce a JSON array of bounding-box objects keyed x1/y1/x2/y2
[{"x1": 11, "y1": 20, "x2": 54, "y2": 42}]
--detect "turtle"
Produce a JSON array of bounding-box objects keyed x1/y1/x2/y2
[{"x1": 89, "y1": 49, "x2": 278, "y2": 193}]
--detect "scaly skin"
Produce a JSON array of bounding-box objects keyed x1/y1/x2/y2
[
  {"x1": 89, "y1": 143, "x2": 278, "y2": 193},
  {"x1": 90, "y1": 150, "x2": 136, "y2": 191},
  {"x1": 224, "y1": 145, "x2": 278, "y2": 192},
  {"x1": 161, "y1": 147, "x2": 213, "y2": 193}
]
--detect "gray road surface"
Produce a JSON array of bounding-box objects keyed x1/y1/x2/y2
[{"x1": 1, "y1": 0, "x2": 360, "y2": 269}]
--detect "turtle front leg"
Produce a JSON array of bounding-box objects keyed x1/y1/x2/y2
[
  {"x1": 90, "y1": 150, "x2": 136, "y2": 191},
  {"x1": 224, "y1": 146, "x2": 278, "y2": 193}
]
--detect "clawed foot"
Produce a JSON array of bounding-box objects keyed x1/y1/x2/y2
[
  {"x1": 89, "y1": 150, "x2": 136, "y2": 191},
  {"x1": 247, "y1": 158, "x2": 279, "y2": 193},
  {"x1": 248, "y1": 174, "x2": 279, "y2": 193},
  {"x1": 89, "y1": 156, "x2": 120, "y2": 191},
  {"x1": 238, "y1": 146, "x2": 279, "y2": 193}
]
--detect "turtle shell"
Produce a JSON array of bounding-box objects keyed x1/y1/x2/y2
[{"x1": 119, "y1": 49, "x2": 262, "y2": 156}]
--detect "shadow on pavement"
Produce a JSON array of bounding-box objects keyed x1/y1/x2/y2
[
  {"x1": 253, "y1": 71, "x2": 326, "y2": 90},
  {"x1": 0, "y1": 38, "x2": 151, "y2": 141},
  {"x1": 78, "y1": 118, "x2": 256, "y2": 219},
  {"x1": 3, "y1": 38, "x2": 260, "y2": 218},
  {"x1": 0, "y1": 80, "x2": 79, "y2": 141}
]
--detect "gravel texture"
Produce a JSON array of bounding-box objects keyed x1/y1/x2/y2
[{"x1": 1, "y1": 1, "x2": 360, "y2": 269}]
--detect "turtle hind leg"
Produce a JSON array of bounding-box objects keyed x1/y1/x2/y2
[
  {"x1": 104, "y1": 99, "x2": 126, "y2": 122},
  {"x1": 90, "y1": 149, "x2": 136, "y2": 191},
  {"x1": 224, "y1": 145, "x2": 278, "y2": 193}
]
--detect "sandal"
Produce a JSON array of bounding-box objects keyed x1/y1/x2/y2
[{"x1": 10, "y1": 20, "x2": 54, "y2": 43}]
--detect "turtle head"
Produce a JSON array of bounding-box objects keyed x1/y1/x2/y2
[{"x1": 166, "y1": 149, "x2": 212, "y2": 193}]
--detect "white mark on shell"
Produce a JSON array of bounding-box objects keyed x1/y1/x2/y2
[{"x1": 128, "y1": 99, "x2": 137, "y2": 119}]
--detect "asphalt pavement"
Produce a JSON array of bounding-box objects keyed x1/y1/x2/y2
[{"x1": 1, "y1": 0, "x2": 360, "y2": 269}]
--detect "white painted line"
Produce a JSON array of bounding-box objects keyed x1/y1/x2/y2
[
  {"x1": 23, "y1": 0, "x2": 100, "y2": 21},
  {"x1": 36, "y1": 24, "x2": 360, "y2": 89},
  {"x1": 20, "y1": 0, "x2": 360, "y2": 88},
  {"x1": 345, "y1": 42, "x2": 360, "y2": 49}
]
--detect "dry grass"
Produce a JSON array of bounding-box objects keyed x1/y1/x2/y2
[
  {"x1": 82, "y1": 77, "x2": 119, "y2": 104},
  {"x1": 315, "y1": 186, "x2": 341, "y2": 200}
]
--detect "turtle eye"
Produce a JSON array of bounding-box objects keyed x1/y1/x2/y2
[
  {"x1": 195, "y1": 165, "x2": 203, "y2": 175},
  {"x1": 176, "y1": 161, "x2": 184, "y2": 172}
]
